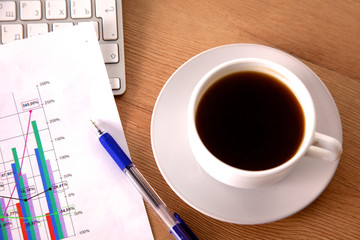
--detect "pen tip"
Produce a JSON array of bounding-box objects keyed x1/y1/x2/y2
[{"x1": 90, "y1": 120, "x2": 104, "y2": 136}]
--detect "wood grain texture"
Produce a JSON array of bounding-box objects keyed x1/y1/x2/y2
[{"x1": 118, "y1": 0, "x2": 360, "y2": 239}]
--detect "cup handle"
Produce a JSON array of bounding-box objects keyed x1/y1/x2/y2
[{"x1": 305, "y1": 132, "x2": 342, "y2": 161}]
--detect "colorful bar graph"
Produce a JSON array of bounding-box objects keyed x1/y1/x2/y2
[
  {"x1": 0, "y1": 119, "x2": 70, "y2": 239},
  {"x1": 32, "y1": 121, "x2": 65, "y2": 239},
  {"x1": 35, "y1": 149, "x2": 60, "y2": 240}
]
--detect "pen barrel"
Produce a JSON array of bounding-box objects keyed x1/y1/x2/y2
[
  {"x1": 99, "y1": 132, "x2": 132, "y2": 170},
  {"x1": 124, "y1": 165, "x2": 178, "y2": 230}
]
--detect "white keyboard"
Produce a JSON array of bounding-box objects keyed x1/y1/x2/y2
[{"x1": 0, "y1": 0, "x2": 126, "y2": 95}]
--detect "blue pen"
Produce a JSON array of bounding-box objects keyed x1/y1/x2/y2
[{"x1": 91, "y1": 121, "x2": 198, "y2": 240}]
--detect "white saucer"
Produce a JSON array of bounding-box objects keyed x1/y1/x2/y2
[{"x1": 151, "y1": 44, "x2": 343, "y2": 224}]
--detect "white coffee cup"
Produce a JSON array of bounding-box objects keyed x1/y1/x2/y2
[{"x1": 188, "y1": 58, "x2": 342, "y2": 188}]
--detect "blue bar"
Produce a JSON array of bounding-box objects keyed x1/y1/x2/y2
[{"x1": 35, "y1": 149, "x2": 60, "y2": 240}]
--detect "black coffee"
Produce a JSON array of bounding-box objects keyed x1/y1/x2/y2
[{"x1": 195, "y1": 71, "x2": 305, "y2": 171}]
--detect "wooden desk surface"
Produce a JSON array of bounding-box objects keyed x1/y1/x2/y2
[{"x1": 118, "y1": 1, "x2": 360, "y2": 239}]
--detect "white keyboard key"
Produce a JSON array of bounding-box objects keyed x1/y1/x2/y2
[
  {"x1": 95, "y1": 0, "x2": 118, "y2": 40},
  {"x1": 20, "y1": 1, "x2": 41, "y2": 20},
  {"x1": 78, "y1": 21, "x2": 99, "y2": 40},
  {"x1": 1, "y1": 24, "x2": 23, "y2": 44},
  {"x1": 100, "y1": 43, "x2": 119, "y2": 63},
  {"x1": 27, "y1": 23, "x2": 48, "y2": 37},
  {"x1": 109, "y1": 78, "x2": 120, "y2": 90},
  {"x1": 52, "y1": 22, "x2": 73, "y2": 31},
  {"x1": 45, "y1": 0, "x2": 67, "y2": 20},
  {"x1": 70, "y1": 0, "x2": 92, "y2": 19},
  {"x1": 0, "y1": 1, "x2": 16, "y2": 21}
]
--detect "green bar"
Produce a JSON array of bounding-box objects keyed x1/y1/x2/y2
[
  {"x1": 12, "y1": 148, "x2": 36, "y2": 240},
  {"x1": 31, "y1": 121, "x2": 64, "y2": 239}
]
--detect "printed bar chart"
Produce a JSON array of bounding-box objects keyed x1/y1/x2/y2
[
  {"x1": 0, "y1": 120, "x2": 69, "y2": 240},
  {"x1": 33, "y1": 119, "x2": 65, "y2": 240},
  {"x1": 0, "y1": 87, "x2": 76, "y2": 239}
]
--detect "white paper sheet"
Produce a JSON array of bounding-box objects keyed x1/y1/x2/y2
[{"x1": 0, "y1": 24, "x2": 153, "y2": 240}]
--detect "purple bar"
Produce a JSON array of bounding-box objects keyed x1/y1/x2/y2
[
  {"x1": 46, "y1": 160, "x2": 68, "y2": 238},
  {"x1": 22, "y1": 174, "x2": 41, "y2": 239},
  {"x1": 0, "y1": 198, "x2": 13, "y2": 240}
]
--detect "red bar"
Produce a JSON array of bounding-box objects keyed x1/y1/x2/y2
[
  {"x1": 16, "y1": 203, "x2": 28, "y2": 240},
  {"x1": 46, "y1": 213, "x2": 56, "y2": 240}
]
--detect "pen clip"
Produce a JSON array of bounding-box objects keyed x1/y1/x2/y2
[{"x1": 173, "y1": 213, "x2": 199, "y2": 240}]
